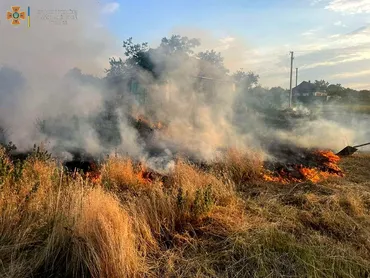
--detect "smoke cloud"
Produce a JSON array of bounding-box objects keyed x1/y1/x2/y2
[
  {"x1": 0, "y1": 0, "x2": 369, "y2": 173},
  {"x1": 0, "y1": 0, "x2": 120, "y2": 151}
]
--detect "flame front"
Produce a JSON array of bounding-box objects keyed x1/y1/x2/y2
[{"x1": 263, "y1": 150, "x2": 344, "y2": 184}]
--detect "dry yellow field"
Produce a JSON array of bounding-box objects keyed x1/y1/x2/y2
[{"x1": 0, "y1": 147, "x2": 369, "y2": 277}]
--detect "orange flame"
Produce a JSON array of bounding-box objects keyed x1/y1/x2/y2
[
  {"x1": 263, "y1": 150, "x2": 344, "y2": 184},
  {"x1": 86, "y1": 171, "x2": 101, "y2": 184},
  {"x1": 85, "y1": 161, "x2": 101, "y2": 184},
  {"x1": 136, "y1": 164, "x2": 154, "y2": 184}
]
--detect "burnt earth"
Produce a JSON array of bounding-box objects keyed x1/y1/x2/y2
[{"x1": 263, "y1": 141, "x2": 343, "y2": 179}]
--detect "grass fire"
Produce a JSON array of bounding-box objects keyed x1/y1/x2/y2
[
  {"x1": 263, "y1": 149, "x2": 344, "y2": 184},
  {"x1": 1, "y1": 2, "x2": 370, "y2": 276},
  {"x1": 1, "y1": 133, "x2": 370, "y2": 277}
]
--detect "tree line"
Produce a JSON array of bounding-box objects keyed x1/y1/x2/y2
[
  {"x1": 105, "y1": 34, "x2": 289, "y2": 109},
  {"x1": 105, "y1": 34, "x2": 369, "y2": 107},
  {"x1": 309, "y1": 80, "x2": 370, "y2": 104}
]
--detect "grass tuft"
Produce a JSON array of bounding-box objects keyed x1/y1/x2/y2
[{"x1": 0, "y1": 146, "x2": 369, "y2": 277}]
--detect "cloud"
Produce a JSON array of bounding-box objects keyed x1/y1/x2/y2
[
  {"x1": 310, "y1": 0, "x2": 325, "y2": 5},
  {"x1": 325, "y1": 0, "x2": 370, "y2": 14},
  {"x1": 334, "y1": 20, "x2": 347, "y2": 27},
  {"x1": 346, "y1": 25, "x2": 369, "y2": 35},
  {"x1": 301, "y1": 28, "x2": 322, "y2": 36},
  {"x1": 330, "y1": 69, "x2": 370, "y2": 79},
  {"x1": 343, "y1": 82, "x2": 370, "y2": 90},
  {"x1": 101, "y1": 2, "x2": 120, "y2": 14},
  {"x1": 257, "y1": 21, "x2": 370, "y2": 88},
  {"x1": 301, "y1": 51, "x2": 370, "y2": 69},
  {"x1": 217, "y1": 37, "x2": 235, "y2": 50}
]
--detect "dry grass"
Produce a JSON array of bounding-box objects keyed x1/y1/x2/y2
[
  {"x1": 210, "y1": 148, "x2": 264, "y2": 188},
  {"x1": 100, "y1": 157, "x2": 148, "y2": 191},
  {"x1": 0, "y1": 147, "x2": 370, "y2": 277},
  {"x1": 0, "y1": 150, "x2": 146, "y2": 278}
]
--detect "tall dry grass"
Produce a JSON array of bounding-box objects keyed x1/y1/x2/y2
[
  {"x1": 0, "y1": 146, "x2": 370, "y2": 277},
  {"x1": 0, "y1": 148, "x2": 146, "y2": 278}
]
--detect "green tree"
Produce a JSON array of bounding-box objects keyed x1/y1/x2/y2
[
  {"x1": 326, "y1": 84, "x2": 344, "y2": 97},
  {"x1": 106, "y1": 35, "x2": 202, "y2": 79},
  {"x1": 269, "y1": 86, "x2": 288, "y2": 106},
  {"x1": 358, "y1": 90, "x2": 370, "y2": 103},
  {"x1": 122, "y1": 37, "x2": 149, "y2": 60},
  {"x1": 105, "y1": 57, "x2": 132, "y2": 78},
  {"x1": 232, "y1": 69, "x2": 259, "y2": 89},
  {"x1": 314, "y1": 80, "x2": 329, "y2": 92},
  {"x1": 122, "y1": 37, "x2": 155, "y2": 73},
  {"x1": 105, "y1": 37, "x2": 154, "y2": 77},
  {"x1": 160, "y1": 35, "x2": 200, "y2": 55},
  {"x1": 197, "y1": 50, "x2": 229, "y2": 77}
]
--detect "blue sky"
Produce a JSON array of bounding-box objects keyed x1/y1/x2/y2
[
  {"x1": 103, "y1": 0, "x2": 325, "y2": 46},
  {"x1": 1, "y1": 0, "x2": 369, "y2": 89},
  {"x1": 97, "y1": 0, "x2": 370, "y2": 89}
]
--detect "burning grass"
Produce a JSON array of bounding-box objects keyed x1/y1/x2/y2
[
  {"x1": 263, "y1": 149, "x2": 345, "y2": 184},
  {"x1": 0, "y1": 146, "x2": 369, "y2": 277}
]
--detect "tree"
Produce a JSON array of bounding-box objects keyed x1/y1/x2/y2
[
  {"x1": 105, "y1": 57, "x2": 132, "y2": 78},
  {"x1": 122, "y1": 37, "x2": 149, "y2": 60},
  {"x1": 122, "y1": 37, "x2": 156, "y2": 74},
  {"x1": 196, "y1": 50, "x2": 229, "y2": 79},
  {"x1": 105, "y1": 37, "x2": 155, "y2": 77},
  {"x1": 160, "y1": 35, "x2": 200, "y2": 55},
  {"x1": 64, "y1": 67, "x2": 101, "y2": 85},
  {"x1": 326, "y1": 84, "x2": 344, "y2": 97},
  {"x1": 358, "y1": 90, "x2": 370, "y2": 102},
  {"x1": 232, "y1": 69, "x2": 259, "y2": 89},
  {"x1": 104, "y1": 36, "x2": 149, "y2": 78},
  {"x1": 106, "y1": 35, "x2": 202, "y2": 79},
  {"x1": 314, "y1": 80, "x2": 329, "y2": 92},
  {"x1": 269, "y1": 86, "x2": 288, "y2": 107}
]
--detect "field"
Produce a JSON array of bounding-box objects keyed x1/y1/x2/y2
[
  {"x1": 320, "y1": 104, "x2": 370, "y2": 114},
  {"x1": 0, "y1": 147, "x2": 369, "y2": 278}
]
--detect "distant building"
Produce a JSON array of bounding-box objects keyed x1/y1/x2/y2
[{"x1": 292, "y1": 81, "x2": 328, "y2": 104}]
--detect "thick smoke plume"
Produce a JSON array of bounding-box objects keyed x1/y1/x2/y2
[
  {"x1": 1, "y1": 0, "x2": 369, "y2": 172},
  {"x1": 0, "y1": 0, "x2": 120, "y2": 152}
]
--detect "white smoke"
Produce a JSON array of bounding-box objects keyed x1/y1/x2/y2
[{"x1": 0, "y1": 0, "x2": 368, "y2": 171}]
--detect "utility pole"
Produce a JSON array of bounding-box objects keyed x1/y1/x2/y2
[
  {"x1": 295, "y1": 67, "x2": 298, "y2": 87},
  {"x1": 289, "y1": 51, "x2": 294, "y2": 108}
]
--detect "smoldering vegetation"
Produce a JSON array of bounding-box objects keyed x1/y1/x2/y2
[
  {"x1": 0, "y1": 46, "x2": 368, "y2": 171},
  {"x1": 0, "y1": 137, "x2": 370, "y2": 278},
  {"x1": 0, "y1": 0, "x2": 369, "y2": 168},
  {"x1": 1, "y1": 1, "x2": 370, "y2": 277}
]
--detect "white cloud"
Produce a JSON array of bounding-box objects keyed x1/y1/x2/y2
[
  {"x1": 301, "y1": 27, "x2": 322, "y2": 37},
  {"x1": 297, "y1": 26, "x2": 370, "y2": 54},
  {"x1": 301, "y1": 51, "x2": 370, "y2": 69},
  {"x1": 330, "y1": 69, "x2": 370, "y2": 79},
  {"x1": 101, "y1": 2, "x2": 120, "y2": 14},
  {"x1": 219, "y1": 37, "x2": 235, "y2": 44},
  {"x1": 302, "y1": 30, "x2": 315, "y2": 36},
  {"x1": 325, "y1": 0, "x2": 370, "y2": 14},
  {"x1": 215, "y1": 37, "x2": 235, "y2": 51},
  {"x1": 334, "y1": 20, "x2": 347, "y2": 27},
  {"x1": 310, "y1": 0, "x2": 325, "y2": 5},
  {"x1": 253, "y1": 22, "x2": 370, "y2": 88},
  {"x1": 344, "y1": 82, "x2": 370, "y2": 90}
]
